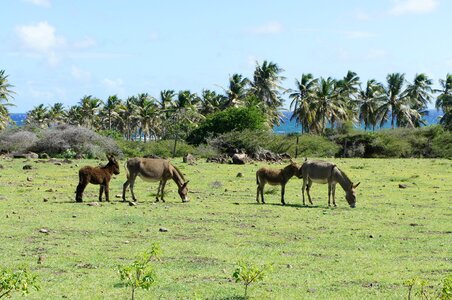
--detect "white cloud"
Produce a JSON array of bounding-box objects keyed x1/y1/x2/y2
[
  {"x1": 389, "y1": 0, "x2": 439, "y2": 16},
  {"x1": 24, "y1": 0, "x2": 50, "y2": 7},
  {"x1": 71, "y1": 66, "x2": 91, "y2": 81},
  {"x1": 343, "y1": 31, "x2": 375, "y2": 39},
  {"x1": 353, "y1": 10, "x2": 372, "y2": 21},
  {"x1": 102, "y1": 78, "x2": 125, "y2": 95},
  {"x1": 249, "y1": 21, "x2": 283, "y2": 35},
  {"x1": 16, "y1": 21, "x2": 64, "y2": 53},
  {"x1": 366, "y1": 49, "x2": 388, "y2": 60},
  {"x1": 73, "y1": 37, "x2": 97, "y2": 49}
]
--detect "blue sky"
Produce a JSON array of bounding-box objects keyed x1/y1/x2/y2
[{"x1": 2, "y1": 0, "x2": 451, "y2": 113}]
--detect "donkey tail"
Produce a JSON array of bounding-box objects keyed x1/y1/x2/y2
[
  {"x1": 256, "y1": 172, "x2": 260, "y2": 185},
  {"x1": 124, "y1": 160, "x2": 130, "y2": 179}
]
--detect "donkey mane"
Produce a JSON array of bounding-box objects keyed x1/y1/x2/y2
[{"x1": 171, "y1": 164, "x2": 185, "y2": 182}]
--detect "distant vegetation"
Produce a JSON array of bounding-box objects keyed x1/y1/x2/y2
[{"x1": 1, "y1": 65, "x2": 451, "y2": 158}]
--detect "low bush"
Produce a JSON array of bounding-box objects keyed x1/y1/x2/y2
[
  {"x1": 187, "y1": 107, "x2": 267, "y2": 145},
  {"x1": 117, "y1": 139, "x2": 197, "y2": 158},
  {"x1": 29, "y1": 125, "x2": 122, "y2": 158},
  {"x1": 0, "y1": 128, "x2": 38, "y2": 152}
]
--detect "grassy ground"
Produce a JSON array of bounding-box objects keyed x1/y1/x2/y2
[{"x1": 0, "y1": 157, "x2": 451, "y2": 299}]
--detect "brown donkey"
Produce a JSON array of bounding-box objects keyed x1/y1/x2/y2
[
  {"x1": 122, "y1": 157, "x2": 189, "y2": 203},
  {"x1": 75, "y1": 155, "x2": 120, "y2": 202},
  {"x1": 299, "y1": 159, "x2": 360, "y2": 208},
  {"x1": 256, "y1": 161, "x2": 300, "y2": 205}
]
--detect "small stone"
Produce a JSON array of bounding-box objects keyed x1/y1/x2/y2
[
  {"x1": 124, "y1": 240, "x2": 130, "y2": 244},
  {"x1": 128, "y1": 201, "x2": 137, "y2": 206},
  {"x1": 369, "y1": 234, "x2": 374, "y2": 238},
  {"x1": 23, "y1": 165, "x2": 33, "y2": 170},
  {"x1": 115, "y1": 194, "x2": 122, "y2": 198},
  {"x1": 27, "y1": 176, "x2": 33, "y2": 182},
  {"x1": 399, "y1": 184, "x2": 408, "y2": 189},
  {"x1": 87, "y1": 202, "x2": 100, "y2": 207},
  {"x1": 43, "y1": 198, "x2": 48, "y2": 202},
  {"x1": 236, "y1": 172, "x2": 243, "y2": 177},
  {"x1": 159, "y1": 227, "x2": 168, "y2": 232},
  {"x1": 39, "y1": 228, "x2": 49, "y2": 234},
  {"x1": 37, "y1": 255, "x2": 44, "y2": 264},
  {"x1": 72, "y1": 215, "x2": 77, "y2": 218},
  {"x1": 286, "y1": 264, "x2": 293, "y2": 269}
]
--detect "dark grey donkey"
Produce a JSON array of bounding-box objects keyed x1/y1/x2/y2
[{"x1": 299, "y1": 159, "x2": 360, "y2": 208}]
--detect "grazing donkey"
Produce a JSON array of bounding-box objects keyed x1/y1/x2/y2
[
  {"x1": 299, "y1": 159, "x2": 360, "y2": 208},
  {"x1": 256, "y1": 161, "x2": 300, "y2": 205},
  {"x1": 75, "y1": 155, "x2": 120, "y2": 202},
  {"x1": 122, "y1": 158, "x2": 189, "y2": 203}
]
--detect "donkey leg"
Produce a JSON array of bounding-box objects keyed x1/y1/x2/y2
[
  {"x1": 105, "y1": 183, "x2": 110, "y2": 202},
  {"x1": 160, "y1": 180, "x2": 167, "y2": 202},
  {"x1": 328, "y1": 184, "x2": 332, "y2": 207},
  {"x1": 122, "y1": 180, "x2": 130, "y2": 202},
  {"x1": 99, "y1": 185, "x2": 105, "y2": 202},
  {"x1": 129, "y1": 178, "x2": 137, "y2": 202},
  {"x1": 256, "y1": 186, "x2": 260, "y2": 203},
  {"x1": 306, "y1": 179, "x2": 313, "y2": 205},
  {"x1": 281, "y1": 184, "x2": 286, "y2": 206},
  {"x1": 301, "y1": 179, "x2": 307, "y2": 206},
  {"x1": 155, "y1": 181, "x2": 163, "y2": 202},
  {"x1": 76, "y1": 181, "x2": 87, "y2": 202},
  {"x1": 260, "y1": 185, "x2": 266, "y2": 204},
  {"x1": 332, "y1": 184, "x2": 337, "y2": 207}
]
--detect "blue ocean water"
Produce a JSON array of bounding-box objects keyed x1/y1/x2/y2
[
  {"x1": 9, "y1": 113, "x2": 27, "y2": 126},
  {"x1": 9, "y1": 110, "x2": 443, "y2": 133},
  {"x1": 273, "y1": 109, "x2": 443, "y2": 134}
]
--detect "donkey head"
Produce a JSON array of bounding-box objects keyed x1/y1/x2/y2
[
  {"x1": 345, "y1": 182, "x2": 360, "y2": 208},
  {"x1": 107, "y1": 155, "x2": 120, "y2": 175},
  {"x1": 178, "y1": 180, "x2": 190, "y2": 202}
]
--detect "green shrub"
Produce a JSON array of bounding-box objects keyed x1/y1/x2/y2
[
  {"x1": 370, "y1": 132, "x2": 412, "y2": 157},
  {"x1": 0, "y1": 267, "x2": 39, "y2": 298},
  {"x1": 117, "y1": 139, "x2": 197, "y2": 158},
  {"x1": 232, "y1": 260, "x2": 272, "y2": 299},
  {"x1": 187, "y1": 107, "x2": 267, "y2": 145},
  {"x1": 432, "y1": 130, "x2": 452, "y2": 158}
]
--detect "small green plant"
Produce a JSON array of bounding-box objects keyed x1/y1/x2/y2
[
  {"x1": 404, "y1": 273, "x2": 452, "y2": 300},
  {"x1": 0, "y1": 267, "x2": 39, "y2": 298},
  {"x1": 118, "y1": 244, "x2": 162, "y2": 300},
  {"x1": 441, "y1": 274, "x2": 452, "y2": 300},
  {"x1": 232, "y1": 260, "x2": 272, "y2": 299}
]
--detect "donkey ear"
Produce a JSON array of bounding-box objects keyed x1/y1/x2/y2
[
  {"x1": 353, "y1": 182, "x2": 360, "y2": 188},
  {"x1": 182, "y1": 181, "x2": 190, "y2": 187}
]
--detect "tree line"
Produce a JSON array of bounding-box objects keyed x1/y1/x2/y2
[{"x1": 0, "y1": 62, "x2": 451, "y2": 139}]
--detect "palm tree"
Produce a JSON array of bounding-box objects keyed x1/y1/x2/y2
[
  {"x1": 336, "y1": 70, "x2": 361, "y2": 123},
  {"x1": 404, "y1": 73, "x2": 433, "y2": 127},
  {"x1": 119, "y1": 96, "x2": 138, "y2": 140},
  {"x1": 47, "y1": 102, "x2": 66, "y2": 126},
  {"x1": 166, "y1": 90, "x2": 202, "y2": 156},
  {"x1": 66, "y1": 105, "x2": 84, "y2": 126},
  {"x1": 289, "y1": 73, "x2": 318, "y2": 133},
  {"x1": 199, "y1": 89, "x2": 227, "y2": 115},
  {"x1": 357, "y1": 79, "x2": 384, "y2": 131},
  {"x1": 435, "y1": 74, "x2": 452, "y2": 130},
  {"x1": 101, "y1": 95, "x2": 121, "y2": 131},
  {"x1": 250, "y1": 60, "x2": 286, "y2": 126},
  {"x1": 135, "y1": 93, "x2": 160, "y2": 142},
  {"x1": 26, "y1": 104, "x2": 49, "y2": 128},
  {"x1": 79, "y1": 95, "x2": 102, "y2": 129},
  {"x1": 377, "y1": 73, "x2": 407, "y2": 129},
  {"x1": 224, "y1": 74, "x2": 249, "y2": 108},
  {"x1": 311, "y1": 77, "x2": 345, "y2": 133},
  {"x1": 0, "y1": 70, "x2": 15, "y2": 129}
]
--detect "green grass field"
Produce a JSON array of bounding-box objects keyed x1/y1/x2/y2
[{"x1": 0, "y1": 157, "x2": 451, "y2": 299}]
